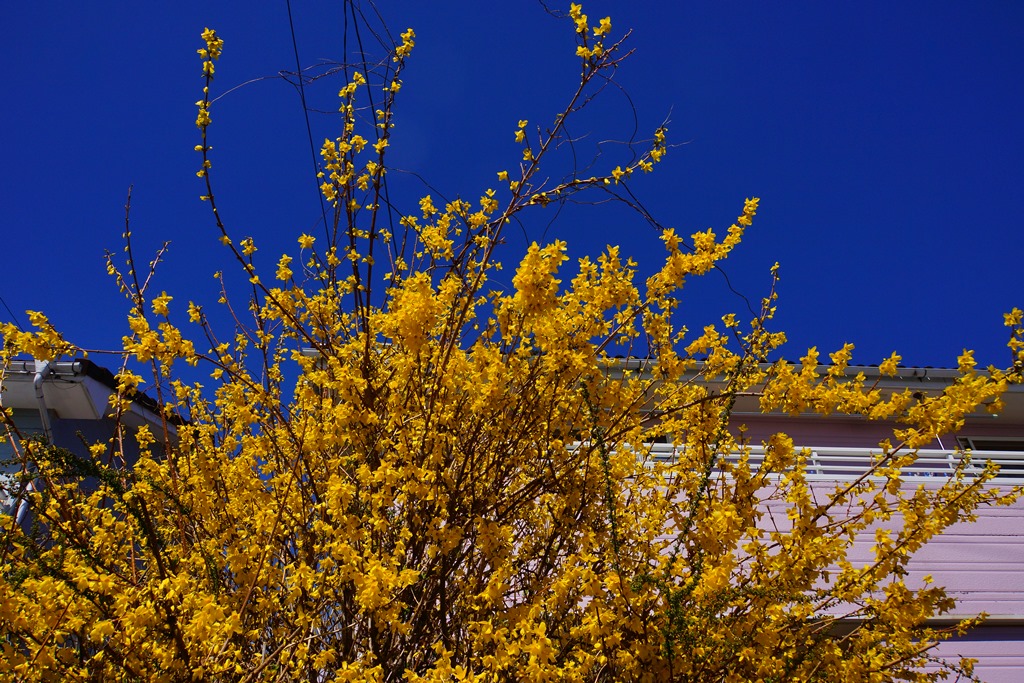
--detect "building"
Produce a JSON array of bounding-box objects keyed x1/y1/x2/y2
[
  {"x1": 638, "y1": 362, "x2": 1024, "y2": 682},
  {"x1": 0, "y1": 358, "x2": 173, "y2": 520}
]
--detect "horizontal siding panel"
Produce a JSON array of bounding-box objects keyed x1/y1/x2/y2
[
  {"x1": 843, "y1": 542, "x2": 1024, "y2": 562},
  {"x1": 895, "y1": 571, "x2": 1023, "y2": 590}
]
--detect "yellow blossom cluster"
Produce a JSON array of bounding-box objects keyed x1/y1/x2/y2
[{"x1": 570, "y1": 4, "x2": 612, "y2": 61}]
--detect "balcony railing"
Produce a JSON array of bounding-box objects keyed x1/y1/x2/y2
[{"x1": 644, "y1": 444, "x2": 1024, "y2": 484}]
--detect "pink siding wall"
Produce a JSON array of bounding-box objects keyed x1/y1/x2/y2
[
  {"x1": 733, "y1": 407, "x2": 1024, "y2": 680},
  {"x1": 754, "y1": 486, "x2": 1024, "y2": 619},
  {"x1": 824, "y1": 492, "x2": 1024, "y2": 619},
  {"x1": 931, "y1": 626, "x2": 1024, "y2": 683},
  {"x1": 747, "y1": 483, "x2": 1024, "y2": 680},
  {"x1": 710, "y1": 406, "x2": 1024, "y2": 678}
]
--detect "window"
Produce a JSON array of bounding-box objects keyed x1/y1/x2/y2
[{"x1": 956, "y1": 437, "x2": 1024, "y2": 480}]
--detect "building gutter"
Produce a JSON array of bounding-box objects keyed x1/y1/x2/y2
[
  {"x1": 14, "y1": 361, "x2": 52, "y2": 525},
  {"x1": 32, "y1": 360, "x2": 54, "y2": 443}
]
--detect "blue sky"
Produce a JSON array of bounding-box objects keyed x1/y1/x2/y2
[{"x1": 2, "y1": 1, "x2": 1022, "y2": 369}]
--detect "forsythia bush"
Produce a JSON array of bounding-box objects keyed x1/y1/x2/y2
[{"x1": 2, "y1": 7, "x2": 1023, "y2": 682}]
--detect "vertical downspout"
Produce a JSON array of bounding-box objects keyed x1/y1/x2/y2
[
  {"x1": 15, "y1": 360, "x2": 52, "y2": 525},
  {"x1": 33, "y1": 360, "x2": 54, "y2": 443}
]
